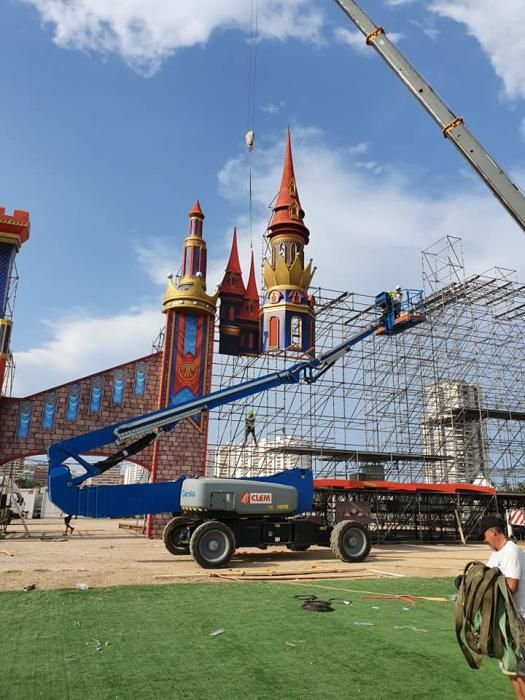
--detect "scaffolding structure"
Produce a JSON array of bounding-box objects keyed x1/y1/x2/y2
[{"x1": 207, "y1": 236, "x2": 525, "y2": 488}]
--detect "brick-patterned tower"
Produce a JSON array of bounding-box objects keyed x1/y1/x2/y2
[
  {"x1": 261, "y1": 131, "x2": 315, "y2": 354},
  {"x1": 0, "y1": 208, "x2": 30, "y2": 395},
  {"x1": 147, "y1": 200, "x2": 218, "y2": 536}
]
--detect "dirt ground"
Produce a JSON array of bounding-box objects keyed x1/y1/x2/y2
[{"x1": 0, "y1": 517, "x2": 496, "y2": 592}]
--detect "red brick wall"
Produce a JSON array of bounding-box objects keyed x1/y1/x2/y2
[
  {"x1": 0, "y1": 349, "x2": 211, "y2": 539},
  {"x1": 0, "y1": 353, "x2": 162, "y2": 467}
]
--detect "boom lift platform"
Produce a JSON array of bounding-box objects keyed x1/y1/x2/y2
[
  {"x1": 47, "y1": 291, "x2": 425, "y2": 568},
  {"x1": 374, "y1": 289, "x2": 424, "y2": 336}
]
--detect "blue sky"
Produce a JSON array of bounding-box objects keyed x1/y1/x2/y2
[{"x1": 1, "y1": 0, "x2": 524, "y2": 396}]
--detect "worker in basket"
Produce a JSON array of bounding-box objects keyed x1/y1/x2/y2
[{"x1": 390, "y1": 285, "x2": 403, "y2": 317}]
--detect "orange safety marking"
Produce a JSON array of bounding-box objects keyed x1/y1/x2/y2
[
  {"x1": 366, "y1": 26, "x2": 385, "y2": 45},
  {"x1": 443, "y1": 117, "x2": 464, "y2": 138}
]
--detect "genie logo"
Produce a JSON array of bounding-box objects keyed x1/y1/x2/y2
[
  {"x1": 240, "y1": 492, "x2": 272, "y2": 505},
  {"x1": 181, "y1": 489, "x2": 196, "y2": 498}
]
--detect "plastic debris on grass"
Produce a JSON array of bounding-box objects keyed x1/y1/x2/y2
[
  {"x1": 354, "y1": 621, "x2": 375, "y2": 626},
  {"x1": 394, "y1": 626, "x2": 428, "y2": 633},
  {"x1": 87, "y1": 638, "x2": 110, "y2": 652},
  {"x1": 76, "y1": 582, "x2": 89, "y2": 590},
  {"x1": 285, "y1": 639, "x2": 305, "y2": 647},
  {"x1": 209, "y1": 629, "x2": 224, "y2": 637}
]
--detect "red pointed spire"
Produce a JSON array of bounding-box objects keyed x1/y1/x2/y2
[
  {"x1": 268, "y1": 130, "x2": 309, "y2": 243},
  {"x1": 189, "y1": 199, "x2": 204, "y2": 219},
  {"x1": 245, "y1": 251, "x2": 259, "y2": 301},
  {"x1": 274, "y1": 129, "x2": 301, "y2": 210},
  {"x1": 219, "y1": 228, "x2": 245, "y2": 296},
  {"x1": 239, "y1": 250, "x2": 260, "y2": 322},
  {"x1": 225, "y1": 227, "x2": 242, "y2": 274}
]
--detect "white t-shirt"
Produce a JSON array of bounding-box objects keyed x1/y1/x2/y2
[{"x1": 487, "y1": 540, "x2": 525, "y2": 616}]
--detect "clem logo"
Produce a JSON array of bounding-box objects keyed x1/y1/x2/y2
[{"x1": 240, "y1": 492, "x2": 272, "y2": 505}]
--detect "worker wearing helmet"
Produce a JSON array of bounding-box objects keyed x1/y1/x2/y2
[
  {"x1": 390, "y1": 285, "x2": 403, "y2": 317},
  {"x1": 242, "y1": 409, "x2": 258, "y2": 448}
]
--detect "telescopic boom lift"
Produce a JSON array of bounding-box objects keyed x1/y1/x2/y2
[
  {"x1": 47, "y1": 292, "x2": 424, "y2": 567},
  {"x1": 48, "y1": 293, "x2": 423, "y2": 519}
]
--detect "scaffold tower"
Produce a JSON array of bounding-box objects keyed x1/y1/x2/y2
[{"x1": 207, "y1": 236, "x2": 525, "y2": 488}]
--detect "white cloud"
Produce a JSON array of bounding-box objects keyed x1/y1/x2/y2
[
  {"x1": 21, "y1": 0, "x2": 324, "y2": 76},
  {"x1": 334, "y1": 27, "x2": 368, "y2": 54},
  {"x1": 135, "y1": 238, "x2": 182, "y2": 286},
  {"x1": 430, "y1": 0, "x2": 525, "y2": 101},
  {"x1": 409, "y1": 18, "x2": 440, "y2": 41},
  {"x1": 348, "y1": 142, "x2": 369, "y2": 155},
  {"x1": 385, "y1": 0, "x2": 416, "y2": 6},
  {"x1": 260, "y1": 102, "x2": 286, "y2": 115},
  {"x1": 14, "y1": 306, "x2": 162, "y2": 396}
]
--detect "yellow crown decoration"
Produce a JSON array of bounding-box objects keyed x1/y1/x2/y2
[
  {"x1": 163, "y1": 273, "x2": 219, "y2": 316},
  {"x1": 263, "y1": 255, "x2": 315, "y2": 292}
]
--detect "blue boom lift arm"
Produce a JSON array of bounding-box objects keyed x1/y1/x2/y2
[{"x1": 47, "y1": 290, "x2": 424, "y2": 519}]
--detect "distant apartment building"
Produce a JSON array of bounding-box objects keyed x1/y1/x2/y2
[
  {"x1": 208, "y1": 434, "x2": 313, "y2": 479},
  {"x1": 422, "y1": 379, "x2": 489, "y2": 483},
  {"x1": 124, "y1": 463, "x2": 149, "y2": 485}
]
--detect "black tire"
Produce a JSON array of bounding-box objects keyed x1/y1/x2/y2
[
  {"x1": 190, "y1": 521, "x2": 236, "y2": 569},
  {"x1": 330, "y1": 521, "x2": 371, "y2": 563},
  {"x1": 286, "y1": 544, "x2": 311, "y2": 552},
  {"x1": 163, "y1": 516, "x2": 194, "y2": 556}
]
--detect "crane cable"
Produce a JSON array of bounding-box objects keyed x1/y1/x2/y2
[{"x1": 246, "y1": 0, "x2": 259, "y2": 248}]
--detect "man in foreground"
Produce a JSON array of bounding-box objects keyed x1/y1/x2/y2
[{"x1": 481, "y1": 515, "x2": 525, "y2": 698}]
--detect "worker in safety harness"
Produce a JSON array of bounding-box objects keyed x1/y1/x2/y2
[
  {"x1": 390, "y1": 285, "x2": 403, "y2": 317},
  {"x1": 242, "y1": 409, "x2": 258, "y2": 448},
  {"x1": 481, "y1": 515, "x2": 525, "y2": 697}
]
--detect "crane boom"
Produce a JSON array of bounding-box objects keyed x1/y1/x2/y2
[{"x1": 333, "y1": 0, "x2": 525, "y2": 233}]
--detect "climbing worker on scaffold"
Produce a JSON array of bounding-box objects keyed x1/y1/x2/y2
[{"x1": 242, "y1": 409, "x2": 258, "y2": 447}]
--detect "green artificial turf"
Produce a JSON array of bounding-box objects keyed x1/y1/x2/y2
[{"x1": 1, "y1": 577, "x2": 510, "y2": 700}]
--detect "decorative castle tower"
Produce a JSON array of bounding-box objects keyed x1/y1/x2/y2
[
  {"x1": 238, "y1": 251, "x2": 260, "y2": 354},
  {"x1": 218, "y1": 229, "x2": 260, "y2": 355},
  {"x1": 260, "y1": 131, "x2": 315, "y2": 354},
  {"x1": 159, "y1": 200, "x2": 218, "y2": 422},
  {"x1": 0, "y1": 208, "x2": 30, "y2": 395},
  {"x1": 148, "y1": 200, "x2": 219, "y2": 537}
]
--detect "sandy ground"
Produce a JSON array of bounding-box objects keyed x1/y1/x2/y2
[{"x1": 0, "y1": 518, "x2": 494, "y2": 592}]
